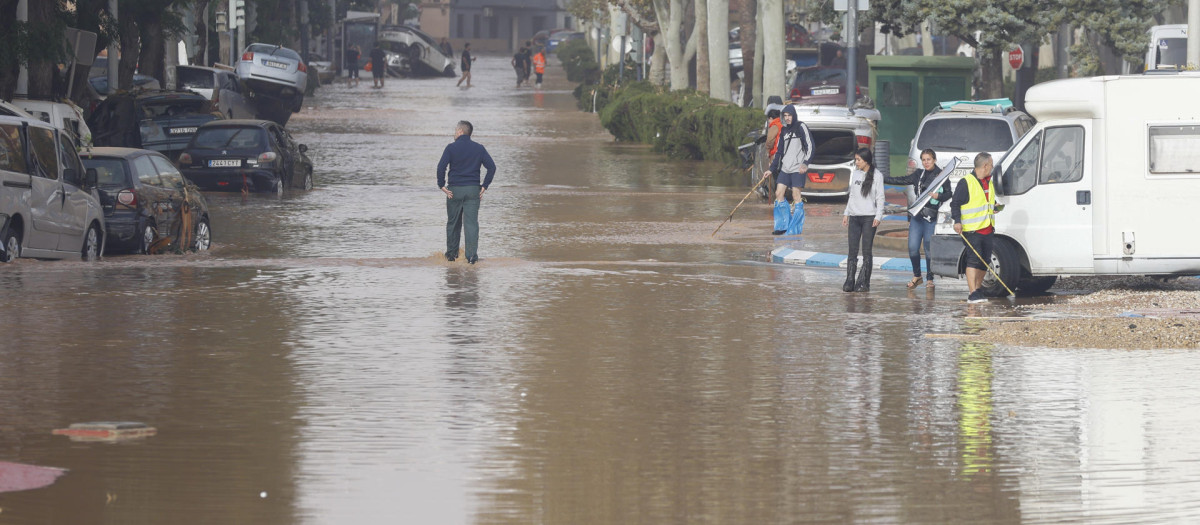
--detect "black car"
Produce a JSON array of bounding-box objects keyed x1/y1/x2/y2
[
  {"x1": 177, "y1": 120, "x2": 313, "y2": 194},
  {"x1": 87, "y1": 90, "x2": 220, "y2": 161},
  {"x1": 79, "y1": 147, "x2": 212, "y2": 254}
]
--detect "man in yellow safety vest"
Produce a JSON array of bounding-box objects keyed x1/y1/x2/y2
[{"x1": 950, "y1": 152, "x2": 1000, "y2": 304}]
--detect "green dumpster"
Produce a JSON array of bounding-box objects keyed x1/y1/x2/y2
[{"x1": 867, "y1": 55, "x2": 975, "y2": 177}]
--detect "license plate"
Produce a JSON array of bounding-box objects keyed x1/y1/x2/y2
[
  {"x1": 952, "y1": 168, "x2": 972, "y2": 178},
  {"x1": 812, "y1": 87, "x2": 839, "y2": 95},
  {"x1": 170, "y1": 127, "x2": 197, "y2": 135},
  {"x1": 263, "y1": 60, "x2": 289, "y2": 70},
  {"x1": 208, "y1": 159, "x2": 241, "y2": 167}
]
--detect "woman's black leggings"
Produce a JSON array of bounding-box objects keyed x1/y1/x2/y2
[{"x1": 847, "y1": 215, "x2": 877, "y2": 264}]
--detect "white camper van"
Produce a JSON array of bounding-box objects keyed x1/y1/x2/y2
[{"x1": 929, "y1": 73, "x2": 1200, "y2": 296}]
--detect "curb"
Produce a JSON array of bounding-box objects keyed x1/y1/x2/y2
[{"x1": 771, "y1": 247, "x2": 925, "y2": 273}]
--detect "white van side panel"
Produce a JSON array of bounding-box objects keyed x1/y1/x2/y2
[{"x1": 1096, "y1": 76, "x2": 1200, "y2": 274}]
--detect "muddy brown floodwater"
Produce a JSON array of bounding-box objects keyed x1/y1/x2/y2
[{"x1": 3, "y1": 57, "x2": 1200, "y2": 524}]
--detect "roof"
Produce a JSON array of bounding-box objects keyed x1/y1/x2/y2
[
  {"x1": 0, "y1": 113, "x2": 56, "y2": 130},
  {"x1": 198, "y1": 119, "x2": 276, "y2": 128},
  {"x1": 79, "y1": 147, "x2": 159, "y2": 159}
]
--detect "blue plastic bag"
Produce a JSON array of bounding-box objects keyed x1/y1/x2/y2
[
  {"x1": 773, "y1": 201, "x2": 789, "y2": 232},
  {"x1": 786, "y1": 201, "x2": 805, "y2": 235}
]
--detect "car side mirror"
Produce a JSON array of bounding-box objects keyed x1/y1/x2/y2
[
  {"x1": 298, "y1": 144, "x2": 308, "y2": 153},
  {"x1": 85, "y1": 168, "x2": 98, "y2": 188}
]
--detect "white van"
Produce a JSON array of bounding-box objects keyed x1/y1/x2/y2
[
  {"x1": 1144, "y1": 24, "x2": 1187, "y2": 71},
  {"x1": 0, "y1": 114, "x2": 106, "y2": 261},
  {"x1": 9, "y1": 98, "x2": 93, "y2": 150},
  {"x1": 930, "y1": 73, "x2": 1200, "y2": 295}
]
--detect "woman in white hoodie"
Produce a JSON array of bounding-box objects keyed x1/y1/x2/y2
[{"x1": 842, "y1": 147, "x2": 886, "y2": 292}]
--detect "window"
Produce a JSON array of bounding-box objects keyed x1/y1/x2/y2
[
  {"x1": 1014, "y1": 116, "x2": 1036, "y2": 138},
  {"x1": 133, "y1": 155, "x2": 162, "y2": 186},
  {"x1": 474, "y1": 14, "x2": 481, "y2": 39},
  {"x1": 1038, "y1": 126, "x2": 1084, "y2": 184},
  {"x1": 916, "y1": 118, "x2": 1013, "y2": 152},
  {"x1": 152, "y1": 155, "x2": 186, "y2": 189},
  {"x1": 178, "y1": 67, "x2": 215, "y2": 90},
  {"x1": 87, "y1": 158, "x2": 128, "y2": 188},
  {"x1": 58, "y1": 134, "x2": 84, "y2": 186},
  {"x1": 880, "y1": 81, "x2": 912, "y2": 107},
  {"x1": 28, "y1": 127, "x2": 58, "y2": 180},
  {"x1": 489, "y1": 17, "x2": 499, "y2": 39},
  {"x1": 1149, "y1": 125, "x2": 1200, "y2": 175},
  {"x1": 0, "y1": 124, "x2": 26, "y2": 173},
  {"x1": 1002, "y1": 131, "x2": 1041, "y2": 195},
  {"x1": 457, "y1": 14, "x2": 464, "y2": 38}
]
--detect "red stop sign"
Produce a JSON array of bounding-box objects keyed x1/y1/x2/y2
[{"x1": 1008, "y1": 45, "x2": 1025, "y2": 70}]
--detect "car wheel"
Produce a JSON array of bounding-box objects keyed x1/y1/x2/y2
[
  {"x1": 301, "y1": 168, "x2": 313, "y2": 190},
  {"x1": 1, "y1": 228, "x2": 20, "y2": 262},
  {"x1": 193, "y1": 218, "x2": 212, "y2": 251},
  {"x1": 980, "y1": 237, "x2": 1021, "y2": 298},
  {"x1": 138, "y1": 222, "x2": 155, "y2": 255},
  {"x1": 81, "y1": 224, "x2": 101, "y2": 262}
]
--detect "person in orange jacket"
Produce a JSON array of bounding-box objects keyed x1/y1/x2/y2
[{"x1": 532, "y1": 47, "x2": 546, "y2": 88}]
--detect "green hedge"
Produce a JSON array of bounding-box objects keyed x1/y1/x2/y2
[{"x1": 560, "y1": 40, "x2": 761, "y2": 164}]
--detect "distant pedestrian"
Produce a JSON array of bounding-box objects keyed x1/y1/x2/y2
[
  {"x1": 950, "y1": 152, "x2": 1000, "y2": 303},
  {"x1": 512, "y1": 45, "x2": 527, "y2": 87},
  {"x1": 884, "y1": 148, "x2": 951, "y2": 288},
  {"x1": 437, "y1": 120, "x2": 496, "y2": 264},
  {"x1": 829, "y1": 48, "x2": 847, "y2": 68},
  {"x1": 532, "y1": 47, "x2": 546, "y2": 88},
  {"x1": 521, "y1": 41, "x2": 533, "y2": 83},
  {"x1": 345, "y1": 45, "x2": 360, "y2": 87},
  {"x1": 440, "y1": 37, "x2": 454, "y2": 57},
  {"x1": 457, "y1": 43, "x2": 475, "y2": 88},
  {"x1": 369, "y1": 42, "x2": 387, "y2": 88},
  {"x1": 842, "y1": 147, "x2": 885, "y2": 292},
  {"x1": 763, "y1": 104, "x2": 814, "y2": 235}
]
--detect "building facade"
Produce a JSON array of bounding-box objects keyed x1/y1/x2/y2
[{"x1": 419, "y1": 0, "x2": 572, "y2": 53}]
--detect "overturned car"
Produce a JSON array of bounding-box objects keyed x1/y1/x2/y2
[{"x1": 378, "y1": 25, "x2": 456, "y2": 77}]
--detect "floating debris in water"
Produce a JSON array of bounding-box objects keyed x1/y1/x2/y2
[
  {"x1": 52, "y1": 421, "x2": 157, "y2": 442},
  {"x1": 0, "y1": 461, "x2": 67, "y2": 493}
]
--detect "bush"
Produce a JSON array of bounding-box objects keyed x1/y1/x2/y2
[{"x1": 557, "y1": 39, "x2": 600, "y2": 84}]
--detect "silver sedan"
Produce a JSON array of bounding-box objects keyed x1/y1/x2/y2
[{"x1": 235, "y1": 44, "x2": 308, "y2": 110}]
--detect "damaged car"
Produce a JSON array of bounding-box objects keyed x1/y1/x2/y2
[
  {"x1": 236, "y1": 43, "x2": 307, "y2": 125},
  {"x1": 177, "y1": 120, "x2": 312, "y2": 195},
  {"x1": 87, "y1": 90, "x2": 220, "y2": 162},
  {"x1": 378, "y1": 25, "x2": 456, "y2": 77}
]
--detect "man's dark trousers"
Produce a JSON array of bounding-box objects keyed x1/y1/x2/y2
[{"x1": 445, "y1": 184, "x2": 481, "y2": 261}]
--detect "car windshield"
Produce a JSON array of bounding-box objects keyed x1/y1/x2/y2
[
  {"x1": 140, "y1": 98, "x2": 209, "y2": 118},
  {"x1": 82, "y1": 157, "x2": 128, "y2": 188},
  {"x1": 178, "y1": 68, "x2": 214, "y2": 89},
  {"x1": 796, "y1": 68, "x2": 846, "y2": 84},
  {"x1": 191, "y1": 127, "x2": 266, "y2": 150},
  {"x1": 916, "y1": 118, "x2": 1013, "y2": 152},
  {"x1": 248, "y1": 44, "x2": 300, "y2": 61}
]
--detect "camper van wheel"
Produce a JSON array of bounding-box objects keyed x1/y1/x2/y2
[
  {"x1": 981, "y1": 237, "x2": 1021, "y2": 298},
  {"x1": 1017, "y1": 275, "x2": 1057, "y2": 295},
  {"x1": 2, "y1": 229, "x2": 20, "y2": 262}
]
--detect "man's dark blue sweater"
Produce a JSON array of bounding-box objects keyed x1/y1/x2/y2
[{"x1": 437, "y1": 135, "x2": 496, "y2": 189}]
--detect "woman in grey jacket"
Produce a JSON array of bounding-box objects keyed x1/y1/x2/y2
[{"x1": 842, "y1": 147, "x2": 886, "y2": 292}]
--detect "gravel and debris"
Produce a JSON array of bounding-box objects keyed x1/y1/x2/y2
[{"x1": 979, "y1": 276, "x2": 1200, "y2": 349}]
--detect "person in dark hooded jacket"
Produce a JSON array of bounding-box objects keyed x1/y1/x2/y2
[{"x1": 763, "y1": 104, "x2": 815, "y2": 235}]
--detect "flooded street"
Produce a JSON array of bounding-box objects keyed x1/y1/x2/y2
[{"x1": 4, "y1": 56, "x2": 1200, "y2": 523}]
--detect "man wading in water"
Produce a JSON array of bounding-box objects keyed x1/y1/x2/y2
[
  {"x1": 437, "y1": 121, "x2": 496, "y2": 264},
  {"x1": 763, "y1": 105, "x2": 814, "y2": 235}
]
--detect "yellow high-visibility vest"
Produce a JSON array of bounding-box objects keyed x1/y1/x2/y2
[{"x1": 960, "y1": 174, "x2": 995, "y2": 232}]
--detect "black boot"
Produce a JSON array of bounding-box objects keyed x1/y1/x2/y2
[
  {"x1": 855, "y1": 258, "x2": 872, "y2": 292},
  {"x1": 843, "y1": 260, "x2": 857, "y2": 292}
]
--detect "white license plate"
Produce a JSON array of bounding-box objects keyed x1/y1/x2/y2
[
  {"x1": 208, "y1": 159, "x2": 241, "y2": 167},
  {"x1": 812, "y1": 87, "x2": 839, "y2": 95},
  {"x1": 170, "y1": 127, "x2": 198, "y2": 135},
  {"x1": 952, "y1": 168, "x2": 972, "y2": 178},
  {"x1": 264, "y1": 60, "x2": 289, "y2": 70}
]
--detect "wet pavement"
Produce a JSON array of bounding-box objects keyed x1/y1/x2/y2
[{"x1": 3, "y1": 56, "x2": 1200, "y2": 523}]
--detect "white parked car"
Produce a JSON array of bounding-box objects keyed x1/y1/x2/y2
[
  {"x1": 0, "y1": 114, "x2": 106, "y2": 261},
  {"x1": 9, "y1": 98, "x2": 93, "y2": 150}
]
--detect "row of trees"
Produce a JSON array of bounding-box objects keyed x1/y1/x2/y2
[
  {"x1": 570, "y1": 0, "x2": 1182, "y2": 106},
  {"x1": 0, "y1": 0, "x2": 389, "y2": 105}
]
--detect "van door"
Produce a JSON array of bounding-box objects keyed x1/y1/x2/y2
[
  {"x1": 997, "y1": 122, "x2": 1093, "y2": 273},
  {"x1": 26, "y1": 126, "x2": 64, "y2": 250},
  {"x1": 221, "y1": 73, "x2": 252, "y2": 119},
  {"x1": 56, "y1": 133, "x2": 90, "y2": 251}
]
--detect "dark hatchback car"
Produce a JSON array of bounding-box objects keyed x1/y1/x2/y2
[
  {"x1": 177, "y1": 120, "x2": 313, "y2": 194},
  {"x1": 87, "y1": 90, "x2": 220, "y2": 161},
  {"x1": 788, "y1": 66, "x2": 862, "y2": 105},
  {"x1": 79, "y1": 147, "x2": 212, "y2": 254}
]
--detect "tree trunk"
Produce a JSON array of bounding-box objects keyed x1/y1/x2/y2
[
  {"x1": 753, "y1": 0, "x2": 764, "y2": 107},
  {"x1": 738, "y1": 0, "x2": 756, "y2": 107},
  {"x1": 980, "y1": 48, "x2": 1003, "y2": 99},
  {"x1": 139, "y1": 14, "x2": 166, "y2": 87},
  {"x1": 708, "y1": 0, "x2": 730, "y2": 101},
  {"x1": 695, "y1": 0, "x2": 709, "y2": 94},
  {"x1": 656, "y1": 0, "x2": 698, "y2": 90},
  {"x1": 650, "y1": 34, "x2": 668, "y2": 86},
  {"x1": 920, "y1": 19, "x2": 934, "y2": 56},
  {"x1": 857, "y1": 13, "x2": 873, "y2": 94},
  {"x1": 760, "y1": 0, "x2": 784, "y2": 103},
  {"x1": 119, "y1": 14, "x2": 140, "y2": 90},
  {"x1": 0, "y1": 0, "x2": 20, "y2": 100},
  {"x1": 26, "y1": 0, "x2": 56, "y2": 97}
]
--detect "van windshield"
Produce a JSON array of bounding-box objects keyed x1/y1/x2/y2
[{"x1": 916, "y1": 119, "x2": 1013, "y2": 152}]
